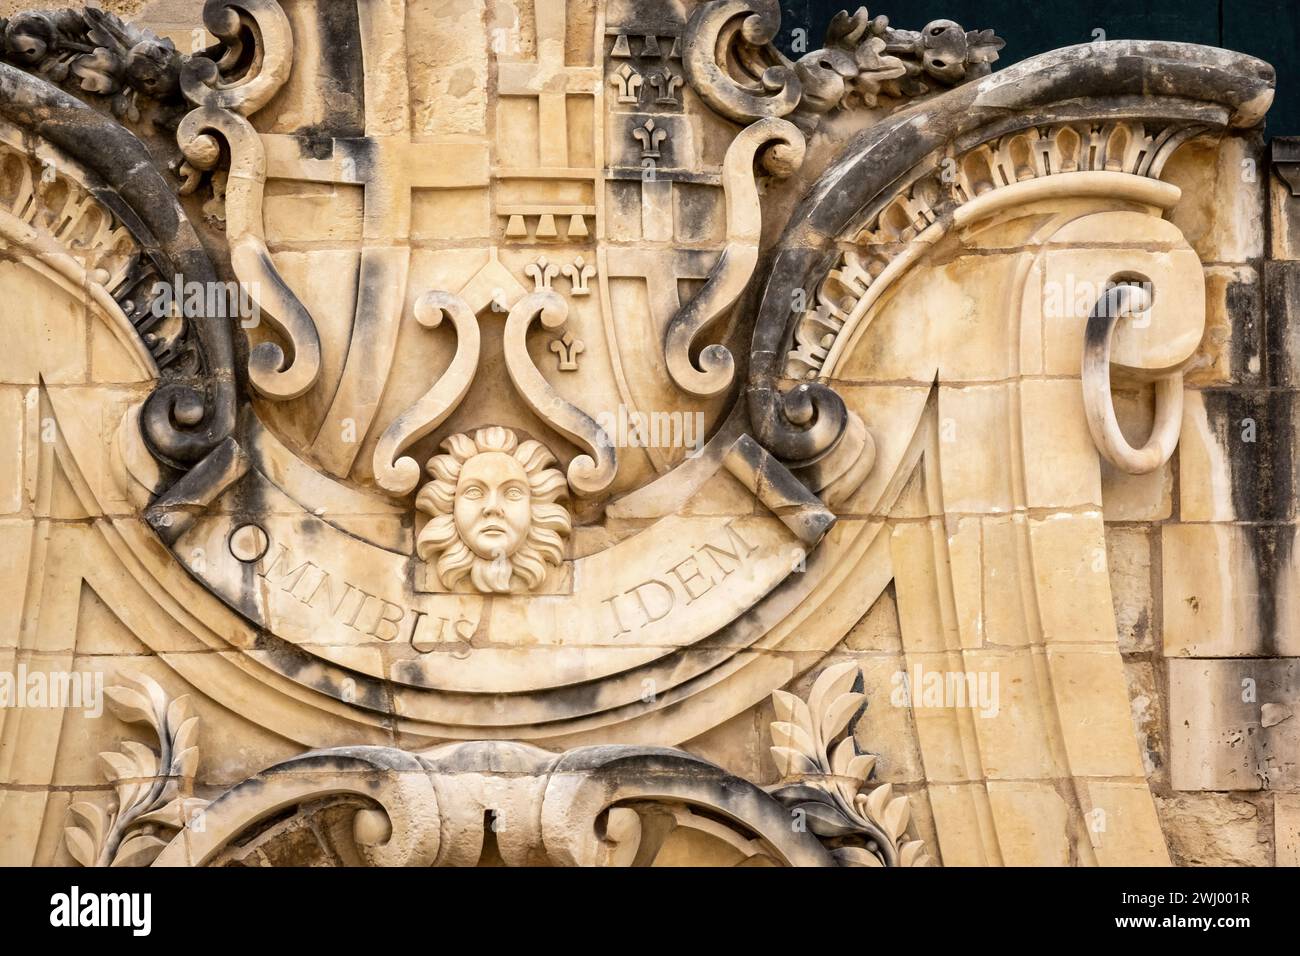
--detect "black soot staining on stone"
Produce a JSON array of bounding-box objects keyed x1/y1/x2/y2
[
  {"x1": 1202, "y1": 388, "x2": 1294, "y2": 657},
  {"x1": 251, "y1": 630, "x2": 388, "y2": 711},
  {"x1": 1226, "y1": 273, "x2": 1264, "y2": 385},
  {"x1": 1265, "y1": 260, "x2": 1300, "y2": 387},
  {"x1": 315, "y1": 0, "x2": 365, "y2": 139}
]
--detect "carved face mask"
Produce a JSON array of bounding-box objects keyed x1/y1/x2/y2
[{"x1": 453, "y1": 451, "x2": 532, "y2": 560}]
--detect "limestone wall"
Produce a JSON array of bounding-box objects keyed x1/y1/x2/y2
[{"x1": 0, "y1": 0, "x2": 1293, "y2": 868}]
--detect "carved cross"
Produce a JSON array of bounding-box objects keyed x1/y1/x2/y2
[
  {"x1": 497, "y1": 0, "x2": 601, "y2": 168},
  {"x1": 259, "y1": 0, "x2": 490, "y2": 478}
]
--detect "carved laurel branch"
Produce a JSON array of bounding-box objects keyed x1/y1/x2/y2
[
  {"x1": 65, "y1": 673, "x2": 207, "y2": 868},
  {"x1": 125, "y1": 677, "x2": 933, "y2": 867},
  {"x1": 683, "y1": 1, "x2": 1003, "y2": 130},
  {"x1": 770, "y1": 662, "x2": 933, "y2": 867}
]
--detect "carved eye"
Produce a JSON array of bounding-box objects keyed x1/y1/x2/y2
[
  {"x1": 463, "y1": 487, "x2": 483, "y2": 500},
  {"x1": 506, "y1": 487, "x2": 526, "y2": 501}
]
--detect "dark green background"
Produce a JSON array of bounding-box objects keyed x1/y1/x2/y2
[{"x1": 778, "y1": 1, "x2": 1300, "y2": 137}]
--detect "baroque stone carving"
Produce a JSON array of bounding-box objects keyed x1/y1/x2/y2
[
  {"x1": 64, "y1": 674, "x2": 206, "y2": 868},
  {"x1": 415, "y1": 427, "x2": 572, "y2": 594},
  {"x1": 0, "y1": 0, "x2": 1290, "y2": 870},
  {"x1": 1082, "y1": 282, "x2": 1185, "y2": 474},
  {"x1": 69, "y1": 664, "x2": 929, "y2": 868},
  {"x1": 1, "y1": 7, "x2": 185, "y2": 122},
  {"x1": 768, "y1": 662, "x2": 933, "y2": 866},
  {"x1": 682, "y1": 2, "x2": 1002, "y2": 130},
  {"x1": 785, "y1": 120, "x2": 1208, "y2": 381}
]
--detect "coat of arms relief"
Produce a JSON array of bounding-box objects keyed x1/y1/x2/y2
[{"x1": 0, "y1": 0, "x2": 1282, "y2": 869}]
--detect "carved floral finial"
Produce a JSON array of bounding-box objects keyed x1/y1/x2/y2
[
  {"x1": 806, "y1": 8, "x2": 1006, "y2": 113},
  {"x1": 1, "y1": 8, "x2": 184, "y2": 123},
  {"x1": 416, "y1": 427, "x2": 572, "y2": 594},
  {"x1": 683, "y1": 2, "x2": 1004, "y2": 129},
  {"x1": 769, "y1": 661, "x2": 934, "y2": 866}
]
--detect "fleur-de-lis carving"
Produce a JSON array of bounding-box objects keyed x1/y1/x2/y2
[
  {"x1": 649, "y1": 69, "x2": 684, "y2": 105},
  {"x1": 610, "y1": 63, "x2": 643, "y2": 104},
  {"x1": 632, "y1": 118, "x2": 667, "y2": 160},
  {"x1": 561, "y1": 256, "x2": 596, "y2": 296},
  {"x1": 550, "y1": 330, "x2": 585, "y2": 372},
  {"x1": 525, "y1": 256, "x2": 560, "y2": 291}
]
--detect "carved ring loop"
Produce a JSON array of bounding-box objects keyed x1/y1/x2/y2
[{"x1": 1081, "y1": 281, "x2": 1184, "y2": 475}]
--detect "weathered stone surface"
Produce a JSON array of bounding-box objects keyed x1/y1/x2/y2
[
  {"x1": 1156, "y1": 795, "x2": 1271, "y2": 867},
  {"x1": 0, "y1": 0, "x2": 1295, "y2": 870},
  {"x1": 1169, "y1": 658, "x2": 1300, "y2": 791}
]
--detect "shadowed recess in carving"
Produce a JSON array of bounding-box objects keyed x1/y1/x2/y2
[
  {"x1": 178, "y1": 107, "x2": 321, "y2": 401},
  {"x1": 179, "y1": 0, "x2": 294, "y2": 118},
  {"x1": 664, "y1": 116, "x2": 805, "y2": 399},
  {"x1": 504, "y1": 291, "x2": 617, "y2": 497},
  {"x1": 373, "y1": 291, "x2": 482, "y2": 496}
]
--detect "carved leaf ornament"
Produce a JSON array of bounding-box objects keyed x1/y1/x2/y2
[
  {"x1": 65, "y1": 673, "x2": 207, "y2": 868},
  {"x1": 770, "y1": 662, "x2": 932, "y2": 867}
]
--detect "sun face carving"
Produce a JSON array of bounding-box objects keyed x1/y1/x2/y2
[{"x1": 416, "y1": 427, "x2": 571, "y2": 593}]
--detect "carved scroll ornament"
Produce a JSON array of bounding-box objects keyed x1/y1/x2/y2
[
  {"x1": 682, "y1": 2, "x2": 1003, "y2": 130},
  {"x1": 504, "y1": 291, "x2": 618, "y2": 497},
  {"x1": 664, "y1": 116, "x2": 805, "y2": 398},
  {"x1": 1082, "y1": 282, "x2": 1185, "y2": 474},
  {"x1": 372, "y1": 292, "x2": 482, "y2": 496},
  {"x1": 69, "y1": 666, "x2": 931, "y2": 867},
  {"x1": 0, "y1": 1, "x2": 307, "y2": 472}
]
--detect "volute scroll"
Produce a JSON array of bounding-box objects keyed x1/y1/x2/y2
[{"x1": 1082, "y1": 281, "x2": 1186, "y2": 475}]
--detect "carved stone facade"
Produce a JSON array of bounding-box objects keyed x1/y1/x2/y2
[{"x1": 0, "y1": 0, "x2": 1295, "y2": 868}]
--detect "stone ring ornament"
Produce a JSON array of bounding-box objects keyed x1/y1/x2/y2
[{"x1": 1081, "y1": 279, "x2": 1184, "y2": 475}]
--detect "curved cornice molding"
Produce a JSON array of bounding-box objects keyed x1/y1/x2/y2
[
  {"x1": 0, "y1": 61, "x2": 235, "y2": 468},
  {"x1": 749, "y1": 40, "x2": 1275, "y2": 463}
]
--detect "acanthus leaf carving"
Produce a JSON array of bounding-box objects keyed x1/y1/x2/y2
[
  {"x1": 0, "y1": 7, "x2": 185, "y2": 124},
  {"x1": 683, "y1": 3, "x2": 1003, "y2": 132}
]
